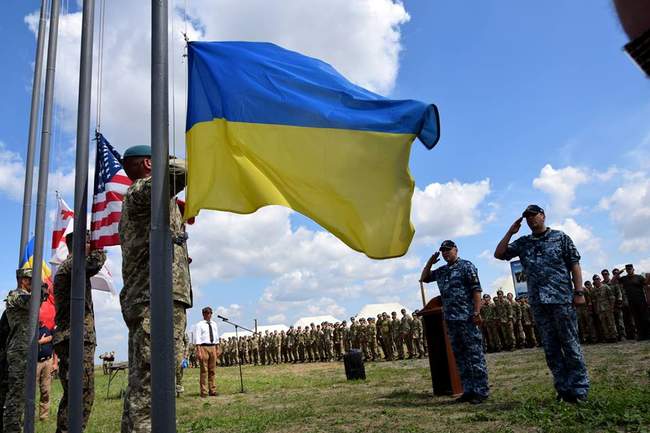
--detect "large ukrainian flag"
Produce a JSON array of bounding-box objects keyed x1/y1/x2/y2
[{"x1": 185, "y1": 41, "x2": 440, "y2": 259}]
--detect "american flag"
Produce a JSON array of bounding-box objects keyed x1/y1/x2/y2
[{"x1": 91, "y1": 133, "x2": 132, "y2": 249}]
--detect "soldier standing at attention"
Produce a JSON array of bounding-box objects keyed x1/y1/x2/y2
[
  {"x1": 482, "y1": 294, "x2": 501, "y2": 352},
  {"x1": 591, "y1": 275, "x2": 617, "y2": 343},
  {"x1": 54, "y1": 231, "x2": 106, "y2": 431},
  {"x1": 411, "y1": 310, "x2": 425, "y2": 358},
  {"x1": 399, "y1": 309, "x2": 414, "y2": 358},
  {"x1": 601, "y1": 269, "x2": 626, "y2": 341},
  {"x1": 421, "y1": 240, "x2": 488, "y2": 404},
  {"x1": 495, "y1": 205, "x2": 589, "y2": 403},
  {"x1": 507, "y1": 293, "x2": 526, "y2": 348},
  {"x1": 390, "y1": 312, "x2": 402, "y2": 359},
  {"x1": 379, "y1": 313, "x2": 393, "y2": 360},
  {"x1": 119, "y1": 145, "x2": 193, "y2": 432},
  {"x1": 575, "y1": 283, "x2": 595, "y2": 344},
  {"x1": 618, "y1": 264, "x2": 649, "y2": 340},
  {"x1": 612, "y1": 268, "x2": 636, "y2": 339},
  {"x1": 495, "y1": 290, "x2": 515, "y2": 350},
  {"x1": 4, "y1": 268, "x2": 36, "y2": 432},
  {"x1": 518, "y1": 298, "x2": 537, "y2": 347}
]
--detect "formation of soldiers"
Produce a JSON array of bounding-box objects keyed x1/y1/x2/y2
[
  {"x1": 479, "y1": 290, "x2": 538, "y2": 352},
  {"x1": 574, "y1": 269, "x2": 645, "y2": 343},
  {"x1": 187, "y1": 309, "x2": 428, "y2": 367}
]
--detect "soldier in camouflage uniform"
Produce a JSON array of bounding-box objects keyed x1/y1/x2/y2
[
  {"x1": 286, "y1": 327, "x2": 295, "y2": 363},
  {"x1": 411, "y1": 310, "x2": 425, "y2": 358},
  {"x1": 400, "y1": 309, "x2": 414, "y2": 358},
  {"x1": 576, "y1": 282, "x2": 596, "y2": 344},
  {"x1": 496, "y1": 205, "x2": 589, "y2": 403},
  {"x1": 323, "y1": 323, "x2": 334, "y2": 361},
  {"x1": 601, "y1": 269, "x2": 626, "y2": 341},
  {"x1": 240, "y1": 336, "x2": 249, "y2": 364},
  {"x1": 4, "y1": 268, "x2": 36, "y2": 432},
  {"x1": 332, "y1": 324, "x2": 342, "y2": 360},
  {"x1": 591, "y1": 275, "x2": 617, "y2": 342},
  {"x1": 357, "y1": 318, "x2": 368, "y2": 359},
  {"x1": 495, "y1": 290, "x2": 515, "y2": 350},
  {"x1": 348, "y1": 317, "x2": 358, "y2": 350},
  {"x1": 365, "y1": 318, "x2": 378, "y2": 361},
  {"x1": 508, "y1": 293, "x2": 526, "y2": 348},
  {"x1": 251, "y1": 333, "x2": 260, "y2": 365},
  {"x1": 481, "y1": 294, "x2": 501, "y2": 352},
  {"x1": 518, "y1": 298, "x2": 537, "y2": 347},
  {"x1": 421, "y1": 240, "x2": 489, "y2": 404},
  {"x1": 379, "y1": 313, "x2": 393, "y2": 360},
  {"x1": 390, "y1": 312, "x2": 403, "y2": 359},
  {"x1": 119, "y1": 146, "x2": 193, "y2": 432},
  {"x1": 54, "y1": 231, "x2": 107, "y2": 432},
  {"x1": 612, "y1": 268, "x2": 636, "y2": 339},
  {"x1": 340, "y1": 320, "x2": 350, "y2": 353}
]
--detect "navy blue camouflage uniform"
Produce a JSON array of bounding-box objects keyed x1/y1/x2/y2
[
  {"x1": 423, "y1": 258, "x2": 489, "y2": 398},
  {"x1": 503, "y1": 228, "x2": 589, "y2": 399}
]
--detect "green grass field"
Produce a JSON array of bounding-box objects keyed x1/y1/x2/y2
[{"x1": 35, "y1": 340, "x2": 650, "y2": 433}]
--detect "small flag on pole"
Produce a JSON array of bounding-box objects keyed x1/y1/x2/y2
[
  {"x1": 91, "y1": 133, "x2": 132, "y2": 249},
  {"x1": 51, "y1": 194, "x2": 74, "y2": 266},
  {"x1": 21, "y1": 237, "x2": 55, "y2": 329}
]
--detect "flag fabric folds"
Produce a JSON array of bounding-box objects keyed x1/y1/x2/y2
[
  {"x1": 91, "y1": 133, "x2": 132, "y2": 249},
  {"x1": 51, "y1": 194, "x2": 74, "y2": 266},
  {"x1": 185, "y1": 41, "x2": 440, "y2": 259}
]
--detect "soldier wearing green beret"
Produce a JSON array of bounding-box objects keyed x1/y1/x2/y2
[{"x1": 119, "y1": 145, "x2": 192, "y2": 432}]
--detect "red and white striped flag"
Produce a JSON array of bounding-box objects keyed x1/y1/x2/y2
[
  {"x1": 51, "y1": 194, "x2": 74, "y2": 265},
  {"x1": 91, "y1": 133, "x2": 132, "y2": 249}
]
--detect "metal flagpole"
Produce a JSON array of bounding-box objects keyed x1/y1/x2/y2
[
  {"x1": 24, "y1": 0, "x2": 61, "y2": 431},
  {"x1": 19, "y1": 0, "x2": 48, "y2": 265},
  {"x1": 151, "y1": 0, "x2": 176, "y2": 431},
  {"x1": 69, "y1": 0, "x2": 95, "y2": 431}
]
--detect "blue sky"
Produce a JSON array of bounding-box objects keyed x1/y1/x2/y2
[{"x1": 1, "y1": 0, "x2": 649, "y2": 360}]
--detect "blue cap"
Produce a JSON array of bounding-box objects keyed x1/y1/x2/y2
[{"x1": 123, "y1": 145, "x2": 152, "y2": 159}]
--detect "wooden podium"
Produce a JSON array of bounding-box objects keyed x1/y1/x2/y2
[{"x1": 417, "y1": 296, "x2": 463, "y2": 396}]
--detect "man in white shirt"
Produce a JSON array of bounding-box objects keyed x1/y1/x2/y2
[{"x1": 193, "y1": 307, "x2": 219, "y2": 397}]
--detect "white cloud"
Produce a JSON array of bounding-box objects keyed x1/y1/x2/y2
[
  {"x1": 599, "y1": 174, "x2": 650, "y2": 252},
  {"x1": 411, "y1": 179, "x2": 491, "y2": 244},
  {"x1": 267, "y1": 313, "x2": 286, "y2": 324},
  {"x1": 0, "y1": 143, "x2": 28, "y2": 200},
  {"x1": 215, "y1": 304, "x2": 242, "y2": 320},
  {"x1": 532, "y1": 164, "x2": 589, "y2": 217},
  {"x1": 28, "y1": 0, "x2": 411, "y2": 151}
]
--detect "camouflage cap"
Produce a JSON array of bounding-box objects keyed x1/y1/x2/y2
[
  {"x1": 522, "y1": 204, "x2": 544, "y2": 217},
  {"x1": 16, "y1": 268, "x2": 33, "y2": 279},
  {"x1": 439, "y1": 239, "x2": 457, "y2": 250}
]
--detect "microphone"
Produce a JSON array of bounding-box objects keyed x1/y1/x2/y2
[{"x1": 217, "y1": 314, "x2": 228, "y2": 321}]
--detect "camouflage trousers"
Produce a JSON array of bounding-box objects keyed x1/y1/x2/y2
[
  {"x1": 522, "y1": 324, "x2": 537, "y2": 347},
  {"x1": 575, "y1": 305, "x2": 595, "y2": 343},
  {"x1": 596, "y1": 310, "x2": 617, "y2": 342},
  {"x1": 530, "y1": 303, "x2": 589, "y2": 399},
  {"x1": 613, "y1": 307, "x2": 626, "y2": 340},
  {"x1": 485, "y1": 322, "x2": 501, "y2": 352},
  {"x1": 499, "y1": 320, "x2": 515, "y2": 349},
  {"x1": 121, "y1": 302, "x2": 187, "y2": 433},
  {"x1": 513, "y1": 320, "x2": 526, "y2": 348},
  {"x1": 393, "y1": 334, "x2": 404, "y2": 359},
  {"x1": 446, "y1": 320, "x2": 489, "y2": 398},
  {"x1": 381, "y1": 333, "x2": 393, "y2": 360},
  {"x1": 0, "y1": 357, "x2": 9, "y2": 433},
  {"x1": 54, "y1": 341, "x2": 96, "y2": 433},
  {"x1": 4, "y1": 348, "x2": 28, "y2": 433}
]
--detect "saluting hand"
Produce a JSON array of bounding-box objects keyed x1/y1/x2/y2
[
  {"x1": 419, "y1": 252, "x2": 440, "y2": 282},
  {"x1": 508, "y1": 217, "x2": 524, "y2": 235}
]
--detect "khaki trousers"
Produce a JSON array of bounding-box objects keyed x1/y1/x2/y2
[
  {"x1": 36, "y1": 357, "x2": 53, "y2": 420},
  {"x1": 197, "y1": 345, "x2": 218, "y2": 396}
]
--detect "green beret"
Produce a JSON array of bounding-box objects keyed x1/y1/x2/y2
[
  {"x1": 16, "y1": 268, "x2": 33, "y2": 279},
  {"x1": 123, "y1": 145, "x2": 152, "y2": 159}
]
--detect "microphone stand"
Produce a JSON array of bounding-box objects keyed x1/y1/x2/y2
[{"x1": 217, "y1": 316, "x2": 254, "y2": 393}]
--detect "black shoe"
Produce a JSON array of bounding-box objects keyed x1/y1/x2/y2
[
  {"x1": 453, "y1": 393, "x2": 473, "y2": 403},
  {"x1": 469, "y1": 395, "x2": 487, "y2": 405}
]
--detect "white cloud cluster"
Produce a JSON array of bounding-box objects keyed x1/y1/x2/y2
[
  {"x1": 599, "y1": 174, "x2": 650, "y2": 252},
  {"x1": 28, "y1": 0, "x2": 411, "y2": 151},
  {"x1": 0, "y1": 144, "x2": 27, "y2": 201},
  {"x1": 411, "y1": 179, "x2": 491, "y2": 244},
  {"x1": 532, "y1": 164, "x2": 589, "y2": 217}
]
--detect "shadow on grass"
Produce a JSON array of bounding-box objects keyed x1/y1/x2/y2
[{"x1": 379, "y1": 389, "x2": 437, "y2": 407}]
